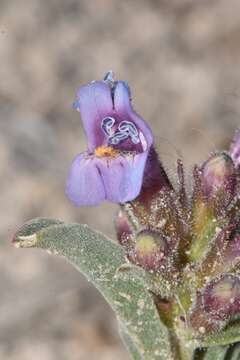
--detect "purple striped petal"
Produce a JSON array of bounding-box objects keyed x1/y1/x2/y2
[
  {"x1": 96, "y1": 152, "x2": 147, "y2": 203},
  {"x1": 66, "y1": 152, "x2": 148, "y2": 206},
  {"x1": 75, "y1": 81, "x2": 113, "y2": 152},
  {"x1": 65, "y1": 153, "x2": 105, "y2": 206}
]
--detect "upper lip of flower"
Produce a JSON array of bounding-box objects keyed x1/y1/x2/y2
[{"x1": 73, "y1": 76, "x2": 152, "y2": 154}]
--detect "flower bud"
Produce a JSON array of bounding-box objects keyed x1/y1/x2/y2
[
  {"x1": 201, "y1": 152, "x2": 236, "y2": 209},
  {"x1": 189, "y1": 154, "x2": 236, "y2": 263},
  {"x1": 130, "y1": 230, "x2": 167, "y2": 272},
  {"x1": 224, "y1": 233, "x2": 240, "y2": 266},
  {"x1": 115, "y1": 210, "x2": 132, "y2": 244},
  {"x1": 115, "y1": 210, "x2": 133, "y2": 246},
  {"x1": 203, "y1": 274, "x2": 240, "y2": 322}
]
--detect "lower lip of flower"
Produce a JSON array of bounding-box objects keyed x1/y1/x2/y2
[{"x1": 94, "y1": 146, "x2": 119, "y2": 158}]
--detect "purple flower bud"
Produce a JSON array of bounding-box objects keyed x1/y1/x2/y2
[
  {"x1": 115, "y1": 210, "x2": 133, "y2": 246},
  {"x1": 203, "y1": 274, "x2": 240, "y2": 322},
  {"x1": 66, "y1": 73, "x2": 153, "y2": 206},
  {"x1": 201, "y1": 152, "x2": 236, "y2": 209},
  {"x1": 230, "y1": 129, "x2": 240, "y2": 167},
  {"x1": 128, "y1": 230, "x2": 167, "y2": 272},
  {"x1": 224, "y1": 233, "x2": 240, "y2": 265}
]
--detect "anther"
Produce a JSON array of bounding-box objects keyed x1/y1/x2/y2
[
  {"x1": 101, "y1": 117, "x2": 115, "y2": 136},
  {"x1": 119, "y1": 121, "x2": 140, "y2": 144},
  {"x1": 119, "y1": 121, "x2": 138, "y2": 136},
  {"x1": 108, "y1": 131, "x2": 129, "y2": 145},
  {"x1": 102, "y1": 118, "x2": 140, "y2": 146}
]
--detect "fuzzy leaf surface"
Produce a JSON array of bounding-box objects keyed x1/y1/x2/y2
[
  {"x1": 203, "y1": 345, "x2": 229, "y2": 360},
  {"x1": 119, "y1": 322, "x2": 143, "y2": 360},
  {"x1": 201, "y1": 320, "x2": 240, "y2": 347},
  {"x1": 14, "y1": 218, "x2": 172, "y2": 360}
]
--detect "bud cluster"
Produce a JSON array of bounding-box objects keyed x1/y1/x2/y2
[{"x1": 116, "y1": 129, "x2": 240, "y2": 339}]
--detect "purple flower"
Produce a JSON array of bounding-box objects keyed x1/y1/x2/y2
[
  {"x1": 66, "y1": 73, "x2": 153, "y2": 206},
  {"x1": 230, "y1": 129, "x2": 240, "y2": 167}
]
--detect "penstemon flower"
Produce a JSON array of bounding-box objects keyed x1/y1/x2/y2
[
  {"x1": 65, "y1": 72, "x2": 153, "y2": 206},
  {"x1": 14, "y1": 73, "x2": 240, "y2": 359}
]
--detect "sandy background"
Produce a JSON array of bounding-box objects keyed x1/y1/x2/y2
[{"x1": 1, "y1": 1, "x2": 240, "y2": 359}]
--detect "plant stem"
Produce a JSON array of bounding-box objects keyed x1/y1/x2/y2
[{"x1": 178, "y1": 338, "x2": 196, "y2": 360}]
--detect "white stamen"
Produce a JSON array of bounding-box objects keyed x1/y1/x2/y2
[{"x1": 139, "y1": 131, "x2": 147, "y2": 151}]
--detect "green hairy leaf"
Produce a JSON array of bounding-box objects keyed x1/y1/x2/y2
[
  {"x1": 226, "y1": 343, "x2": 240, "y2": 360},
  {"x1": 14, "y1": 218, "x2": 172, "y2": 360},
  {"x1": 203, "y1": 345, "x2": 229, "y2": 360},
  {"x1": 201, "y1": 320, "x2": 240, "y2": 347},
  {"x1": 195, "y1": 343, "x2": 240, "y2": 360},
  {"x1": 119, "y1": 322, "x2": 143, "y2": 360}
]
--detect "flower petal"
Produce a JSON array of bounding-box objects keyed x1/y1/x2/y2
[
  {"x1": 75, "y1": 81, "x2": 113, "y2": 151},
  {"x1": 96, "y1": 152, "x2": 147, "y2": 203},
  {"x1": 230, "y1": 129, "x2": 240, "y2": 167},
  {"x1": 65, "y1": 153, "x2": 105, "y2": 206},
  {"x1": 114, "y1": 81, "x2": 153, "y2": 149}
]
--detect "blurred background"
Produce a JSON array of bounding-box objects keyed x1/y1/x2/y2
[{"x1": 1, "y1": 0, "x2": 240, "y2": 359}]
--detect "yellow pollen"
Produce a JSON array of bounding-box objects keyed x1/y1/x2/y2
[{"x1": 94, "y1": 146, "x2": 118, "y2": 158}]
